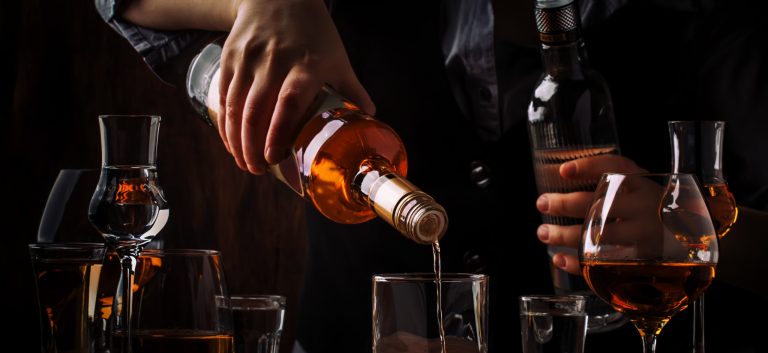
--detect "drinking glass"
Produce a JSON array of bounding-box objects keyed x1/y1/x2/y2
[
  {"x1": 519, "y1": 295, "x2": 587, "y2": 353},
  {"x1": 29, "y1": 243, "x2": 106, "y2": 353},
  {"x1": 372, "y1": 273, "x2": 488, "y2": 353},
  {"x1": 38, "y1": 169, "x2": 103, "y2": 244},
  {"x1": 580, "y1": 173, "x2": 719, "y2": 353},
  {"x1": 230, "y1": 295, "x2": 286, "y2": 353},
  {"x1": 88, "y1": 115, "x2": 169, "y2": 353},
  {"x1": 669, "y1": 121, "x2": 737, "y2": 353},
  {"x1": 111, "y1": 249, "x2": 234, "y2": 353}
]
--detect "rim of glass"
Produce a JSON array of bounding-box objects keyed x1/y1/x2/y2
[
  {"x1": 230, "y1": 295, "x2": 286, "y2": 309},
  {"x1": 139, "y1": 249, "x2": 220, "y2": 256},
  {"x1": 374, "y1": 273, "x2": 488, "y2": 282},
  {"x1": 98, "y1": 114, "x2": 161, "y2": 120},
  {"x1": 668, "y1": 120, "x2": 725, "y2": 124},
  {"x1": 519, "y1": 294, "x2": 588, "y2": 302},
  {"x1": 28, "y1": 242, "x2": 105, "y2": 249},
  {"x1": 601, "y1": 172, "x2": 697, "y2": 178}
]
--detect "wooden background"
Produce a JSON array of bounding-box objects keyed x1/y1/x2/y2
[{"x1": 2, "y1": 1, "x2": 307, "y2": 352}]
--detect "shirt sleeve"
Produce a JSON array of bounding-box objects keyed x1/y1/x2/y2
[{"x1": 94, "y1": 0, "x2": 205, "y2": 69}]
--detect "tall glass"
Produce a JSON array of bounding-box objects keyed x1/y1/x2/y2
[
  {"x1": 669, "y1": 121, "x2": 737, "y2": 353},
  {"x1": 88, "y1": 115, "x2": 169, "y2": 353},
  {"x1": 580, "y1": 173, "x2": 718, "y2": 353},
  {"x1": 372, "y1": 273, "x2": 488, "y2": 353},
  {"x1": 29, "y1": 243, "x2": 106, "y2": 353}
]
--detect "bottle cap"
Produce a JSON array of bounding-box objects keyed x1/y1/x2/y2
[{"x1": 535, "y1": 0, "x2": 574, "y2": 9}]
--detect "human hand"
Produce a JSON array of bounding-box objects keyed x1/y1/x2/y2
[
  {"x1": 217, "y1": 0, "x2": 375, "y2": 174},
  {"x1": 535, "y1": 154, "x2": 646, "y2": 275}
]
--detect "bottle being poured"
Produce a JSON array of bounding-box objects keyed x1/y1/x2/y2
[{"x1": 187, "y1": 38, "x2": 448, "y2": 244}]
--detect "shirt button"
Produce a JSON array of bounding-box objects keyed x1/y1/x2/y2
[
  {"x1": 470, "y1": 161, "x2": 491, "y2": 188},
  {"x1": 463, "y1": 251, "x2": 486, "y2": 273}
]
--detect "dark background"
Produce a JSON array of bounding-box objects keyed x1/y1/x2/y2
[
  {"x1": 2, "y1": 1, "x2": 307, "y2": 352},
  {"x1": 4, "y1": 1, "x2": 768, "y2": 353}
]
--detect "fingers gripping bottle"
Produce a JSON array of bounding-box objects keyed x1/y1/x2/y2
[
  {"x1": 186, "y1": 38, "x2": 447, "y2": 244},
  {"x1": 527, "y1": 0, "x2": 624, "y2": 332}
]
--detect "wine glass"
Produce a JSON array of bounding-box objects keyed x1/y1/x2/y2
[
  {"x1": 88, "y1": 115, "x2": 169, "y2": 353},
  {"x1": 38, "y1": 169, "x2": 103, "y2": 243},
  {"x1": 669, "y1": 121, "x2": 737, "y2": 353},
  {"x1": 580, "y1": 173, "x2": 719, "y2": 353}
]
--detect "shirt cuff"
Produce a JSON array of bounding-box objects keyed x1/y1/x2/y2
[{"x1": 94, "y1": 0, "x2": 205, "y2": 69}]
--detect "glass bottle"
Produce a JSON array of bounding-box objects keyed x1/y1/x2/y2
[
  {"x1": 527, "y1": 0, "x2": 623, "y2": 332},
  {"x1": 186, "y1": 39, "x2": 447, "y2": 244}
]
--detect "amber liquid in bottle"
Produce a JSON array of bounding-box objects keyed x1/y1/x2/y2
[{"x1": 190, "y1": 46, "x2": 447, "y2": 243}]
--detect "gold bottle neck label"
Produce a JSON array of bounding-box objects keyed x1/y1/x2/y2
[{"x1": 368, "y1": 174, "x2": 448, "y2": 243}]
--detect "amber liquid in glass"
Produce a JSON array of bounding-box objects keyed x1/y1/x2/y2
[
  {"x1": 36, "y1": 260, "x2": 102, "y2": 322},
  {"x1": 34, "y1": 258, "x2": 103, "y2": 352},
  {"x1": 583, "y1": 261, "x2": 715, "y2": 333},
  {"x1": 702, "y1": 182, "x2": 738, "y2": 237},
  {"x1": 89, "y1": 166, "x2": 169, "y2": 249},
  {"x1": 97, "y1": 252, "x2": 163, "y2": 319},
  {"x1": 113, "y1": 330, "x2": 234, "y2": 353},
  {"x1": 432, "y1": 241, "x2": 446, "y2": 353}
]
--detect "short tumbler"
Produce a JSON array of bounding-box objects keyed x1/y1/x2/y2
[
  {"x1": 519, "y1": 295, "x2": 587, "y2": 353},
  {"x1": 373, "y1": 273, "x2": 488, "y2": 353}
]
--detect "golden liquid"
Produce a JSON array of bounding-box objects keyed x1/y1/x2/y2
[
  {"x1": 583, "y1": 261, "x2": 715, "y2": 334},
  {"x1": 113, "y1": 330, "x2": 234, "y2": 353},
  {"x1": 296, "y1": 108, "x2": 407, "y2": 223},
  {"x1": 206, "y1": 87, "x2": 408, "y2": 224},
  {"x1": 702, "y1": 182, "x2": 738, "y2": 238},
  {"x1": 432, "y1": 241, "x2": 446, "y2": 353},
  {"x1": 34, "y1": 258, "x2": 102, "y2": 352},
  {"x1": 97, "y1": 252, "x2": 162, "y2": 319}
]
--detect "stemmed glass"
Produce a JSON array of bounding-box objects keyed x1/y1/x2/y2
[
  {"x1": 88, "y1": 115, "x2": 169, "y2": 353},
  {"x1": 669, "y1": 121, "x2": 737, "y2": 353},
  {"x1": 580, "y1": 173, "x2": 719, "y2": 353}
]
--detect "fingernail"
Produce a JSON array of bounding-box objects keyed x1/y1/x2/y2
[
  {"x1": 561, "y1": 162, "x2": 576, "y2": 178},
  {"x1": 537, "y1": 225, "x2": 549, "y2": 242},
  {"x1": 553, "y1": 254, "x2": 566, "y2": 269},
  {"x1": 247, "y1": 163, "x2": 266, "y2": 175},
  {"x1": 536, "y1": 195, "x2": 549, "y2": 212}
]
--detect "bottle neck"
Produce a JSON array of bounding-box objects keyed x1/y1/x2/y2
[
  {"x1": 540, "y1": 40, "x2": 589, "y2": 77},
  {"x1": 353, "y1": 160, "x2": 447, "y2": 244}
]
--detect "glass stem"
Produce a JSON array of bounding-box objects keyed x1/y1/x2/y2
[
  {"x1": 116, "y1": 250, "x2": 138, "y2": 353},
  {"x1": 47, "y1": 317, "x2": 57, "y2": 353},
  {"x1": 641, "y1": 333, "x2": 658, "y2": 353},
  {"x1": 693, "y1": 295, "x2": 705, "y2": 353}
]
